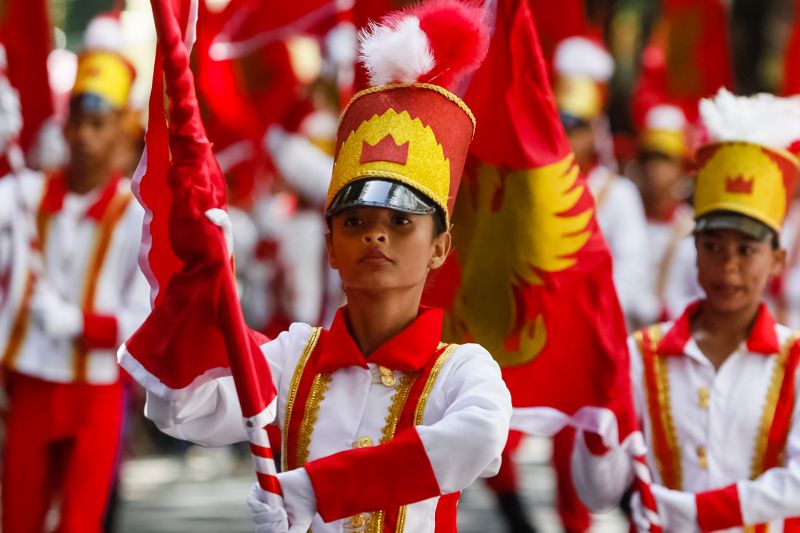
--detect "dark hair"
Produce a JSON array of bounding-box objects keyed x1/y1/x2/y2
[
  {"x1": 432, "y1": 207, "x2": 447, "y2": 236},
  {"x1": 326, "y1": 208, "x2": 447, "y2": 237}
]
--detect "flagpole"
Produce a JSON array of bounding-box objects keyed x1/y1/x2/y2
[{"x1": 148, "y1": 0, "x2": 283, "y2": 505}]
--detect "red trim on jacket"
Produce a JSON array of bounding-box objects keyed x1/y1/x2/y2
[
  {"x1": 284, "y1": 338, "x2": 322, "y2": 472},
  {"x1": 434, "y1": 492, "x2": 459, "y2": 532},
  {"x1": 383, "y1": 343, "x2": 453, "y2": 531},
  {"x1": 658, "y1": 301, "x2": 780, "y2": 356},
  {"x1": 38, "y1": 171, "x2": 122, "y2": 222},
  {"x1": 305, "y1": 428, "x2": 440, "y2": 522},
  {"x1": 763, "y1": 339, "x2": 800, "y2": 472},
  {"x1": 696, "y1": 483, "x2": 743, "y2": 532},
  {"x1": 639, "y1": 326, "x2": 682, "y2": 489},
  {"x1": 316, "y1": 306, "x2": 445, "y2": 372},
  {"x1": 81, "y1": 312, "x2": 118, "y2": 349}
]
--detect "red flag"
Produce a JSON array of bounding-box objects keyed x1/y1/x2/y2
[
  {"x1": 0, "y1": 0, "x2": 54, "y2": 154},
  {"x1": 425, "y1": 0, "x2": 661, "y2": 526},
  {"x1": 193, "y1": 0, "x2": 336, "y2": 204},
  {"x1": 784, "y1": 0, "x2": 800, "y2": 96},
  {"x1": 526, "y1": 0, "x2": 586, "y2": 76},
  {"x1": 632, "y1": 0, "x2": 732, "y2": 126},
  {"x1": 118, "y1": 0, "x2": 281, "y2": 497},
  {"x1": 432, "y1": 0, "x2": 634, "y2": 444}
]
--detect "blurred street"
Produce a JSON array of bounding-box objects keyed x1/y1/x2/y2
[{"x1": 118, "y1": 437, "x2": 628, "y2": 533}]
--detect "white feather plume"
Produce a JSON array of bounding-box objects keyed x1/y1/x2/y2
[
  {"x1": 85, "y1": 15, "x2": 123, "y2": 52},
  {"x1": 700, "y1": 89, "x2": 800, "y2": 149},
  {"x1": 554, "y1": 36, "x2": 614, "y2": 82},
  {"x1": 358, "y1": 16, "x2": 434, "y2": 87},
  {"x1": 645, "y1": 104, "x2": 686, "y2": 132},
  {"x1": 0, "y1": 44, "x2": 7, "y2": 71}
]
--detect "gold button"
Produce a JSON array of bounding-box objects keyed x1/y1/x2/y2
[
  {"x1": 354, "y1": 436, "x2": 373, "y2": 448},
  {"x1": 378, "y1": 365, "x2": 393, "y2": 376},
  {"x1": 698, "y1": 387, "x2": 710, "y2": 409},
  {"x1": 380, "y1": 373, "x2": 397, "y2": 387},
  {"x1": 697, "y1": 446, "x2": 708, "y2": 469}
]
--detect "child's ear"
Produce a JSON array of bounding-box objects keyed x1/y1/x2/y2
[
  {"x1": 325, "y1": 232, "x2": 338, "y2": 270},
  {"x1": 771, "y1": 247, "x2": 787, "y2": 277},
  {"x1": 430, "y1": 231, "x2": 451, "y2": 270}
]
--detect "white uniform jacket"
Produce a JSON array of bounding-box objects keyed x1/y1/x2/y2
[
  {"x1": 145, "y1": 306, "x2": 512, "y2": 532},
  {"x1": 1, "y1": 171, "x2": 150, "y2": 384},
  {"x1": 573, "y1": 301, "x2": 800, "y2": 532},
  {"x1": 587, "y1": 165, "x2": 649, "y2": 322}
]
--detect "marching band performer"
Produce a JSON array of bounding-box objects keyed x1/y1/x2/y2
[
  {"x1": 572, "y1": 89, "x2": 800, "y2": 532},
  {"x1": 0, "y1": 23, "x2": 149, "y2": 533},
  {"x1": 633, "y1": 104, "x2": 703, "y2": 327},
  {"x1": 140, "y1": 2, "x2": 512, "y2": 532}
]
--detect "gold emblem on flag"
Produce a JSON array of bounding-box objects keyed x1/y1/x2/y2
[{"x1": 445, "y1": 154, "x2": 593, "y2": 367}]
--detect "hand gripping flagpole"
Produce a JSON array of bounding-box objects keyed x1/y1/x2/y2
[{"x1": 149, "y1": 0, "x2": 284, "y2": 505}]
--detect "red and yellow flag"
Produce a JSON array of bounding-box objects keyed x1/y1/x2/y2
[{"x1": 425, "y1": 0, "x2": 637, "y2": 444}]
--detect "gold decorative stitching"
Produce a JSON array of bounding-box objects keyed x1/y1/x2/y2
[
  {"x1": 395, "y1": 344, "x2": 458, "y2": 532},
  {"x1": 282, "y1": 327, "x2": 322, "y2": 472},
  {"x1": 414, "y1": 345, "x2": 458, "y2": 425},
  {"x1": 750, "y1": 333, "x2": 800, "y2": 479},
  {"x1": 296, "y1": 372, "x2": 332, "y2": 467},
  {"x1": 346, "y1": 370, "x2": 418, "y2": 532},
  {"x1": 636, "y1": 325, "x2": 683, "y2": 490},
  {"x1": 381, "y1": 372, "x2": 419, "y2": 444}
]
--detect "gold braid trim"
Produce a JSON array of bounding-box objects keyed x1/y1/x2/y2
[
  {"x1": 349, "y1": 371, "x2": 419, "y2": 532},
  {"x1": 394, "y1": 344, "x2": 459, "y2": 532},
  {"x1": 381, "y1": 373, "x2": 419, "y2": 444},
  {"x1": 636, "y1": 326, "x2": 683, "y2": 490},
  {"x1": 750, "y1": 333, "x2": 800, "y2": 480},
  {"x1": 296, "y1": 372, "x2": 332, "y2": 468},
  {"x1": 282, "y1": 327, "x2": 322, "y2": 472},
  {"x1": 414, "y1": 345, "x2": 458, "y2": 425}
]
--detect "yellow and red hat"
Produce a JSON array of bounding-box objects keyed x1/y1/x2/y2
[
  {"x1": 553, "y1": 36, "x2": 614, "y2": 124},
  {"x1": 639, "y1": 104, "x2": 688, "y2": 159},
  {"x1": 326, "y1": 0, "x2": 489, "y2": 225},
  {"x1": 694, "y1": 89, "x2": 800, "y2": 237},
  {"x1": 71, "y1": 14, "x2": 135, "y2": 112}
]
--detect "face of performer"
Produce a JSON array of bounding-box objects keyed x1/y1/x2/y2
[
  {"x1": 326, "y1": 207, "x2": 450, "y2": 295},
  {"x1": 695, "y1": 229, "x2": 784, "y2": 315},
  {"x1": 565, "y1": 122, "x2": 595, "y2": 173},
  {"x1": 639, "y1": 153, "x2": 684, "y2": 201},
  {"x1": 64, "y1": 102, "x2": 124, "y2": 178}
]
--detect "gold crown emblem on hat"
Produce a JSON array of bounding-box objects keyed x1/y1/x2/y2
[
  {"x1": 329, "y1": 105, "x2": 452, "y2": 217},
  {"x1": 724, "y1": 175, "x2": 754, "y2": 195},
  {"x1": 360, "y1": 135, "x2": 410, "y2": 165}
]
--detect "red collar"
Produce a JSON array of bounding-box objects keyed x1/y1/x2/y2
[
  {"x1": 39, "y1": 170, "x2": 122, "y2": 222},
  {"x1": 315, "y1": 306, "x2": 445, "y2": 373},
  {"x1": 658, "y1": 300, "x2": 780, "y2": 356}
]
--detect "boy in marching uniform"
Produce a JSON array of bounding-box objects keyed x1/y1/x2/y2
[
  {"x1": 571, "y1": 89, "x2": 800, "y2": 531},
  {"x1": 0, "y1": 24, "x2": 149, "y2": 533},
  {"x1": 553, "y1": 36, "x2": 650, "y2": 324},
  {"x1": 633, "y1": 104, "x2": 703, "y2": 326},
  {"x1": 137, "y1": 2, "x2": 512, "y2": 532}
]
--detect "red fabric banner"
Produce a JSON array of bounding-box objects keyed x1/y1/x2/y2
[
  {"x1": 0, "y1": 0, "x2": 54, "y2": 154},
  {"x1": 121, "y1": 0, "x2": 275, "y2": 418},
  {"x1": 424, "y1": 0, "x2": 637, "y2": 443}
]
